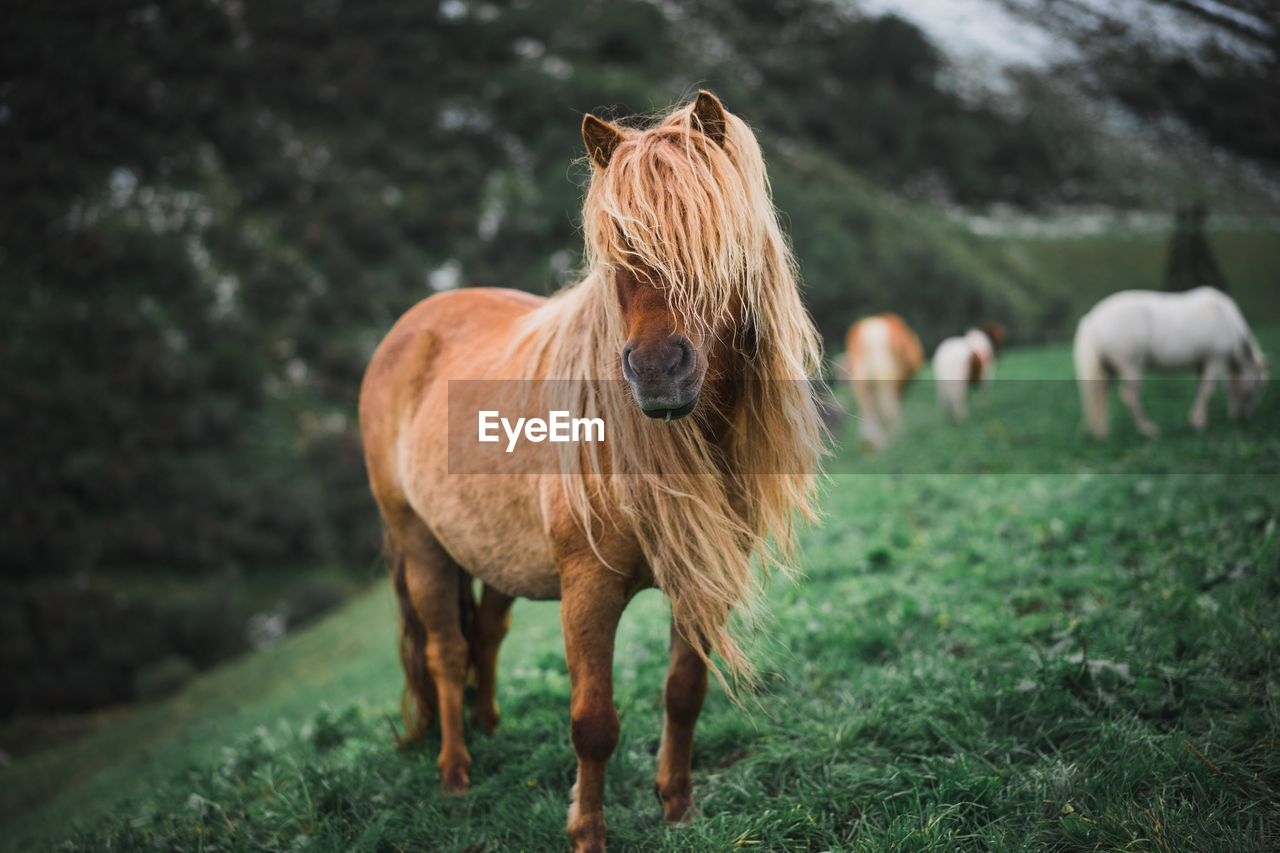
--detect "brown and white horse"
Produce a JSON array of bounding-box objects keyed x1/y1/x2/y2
[
  {"x1": 932, "y1": 323, "x2": 1005, "y2": 422},
  {"x1": 844, "y1": 313, "x2": 923, "y2": 449},
  {"x1": 359, "y1": 92, "x2": 823, "y2": 851}
]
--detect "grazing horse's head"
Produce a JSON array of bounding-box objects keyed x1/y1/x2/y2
[
  {"x1": 980, "y1": 323, "x2": 1006, "y2": 351},
  {"x1": 579, "y1": 91, "x2": 778, "y2": 420},
  {"x1": 1229, "y1": 339, "x2": 1268, "y2": 420}
]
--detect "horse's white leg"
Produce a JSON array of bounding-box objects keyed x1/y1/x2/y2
[
  {"x1": 1118, "y1": 366, "x2": 1159, "y2": 438},
  {"x1": 562, "y1": 563, "x2": 629, "y2": 853},
  {"x1": 1189, "y1": 359, "x2": 1224, "y2": 432},
  {"x1": 937, "y1": 379, "x2": 965, "y2": 423},
  {"x1": 853, "y1": 378, "x2": 885, "y2": 450},
  {"x1": 878, "y1": 380, "x2": 903, "y2": 435},
  {"x1": 951, "y1": 382, "x2": 968, "y2": 422}
]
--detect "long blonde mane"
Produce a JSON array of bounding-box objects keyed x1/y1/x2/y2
[{"x1": 512, "y1": 98, "x2": 824, "y2": 684}]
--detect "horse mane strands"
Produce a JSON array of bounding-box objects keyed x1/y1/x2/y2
[{"x1": 512, "y1": 98, "x2": 825, "y2": 687}]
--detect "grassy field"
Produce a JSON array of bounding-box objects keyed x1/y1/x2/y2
[{"x1": 4, "y1": 330, "x2": 1280, "y2": 851}]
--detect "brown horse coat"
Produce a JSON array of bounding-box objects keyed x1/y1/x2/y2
[
  {"x1": 844, "y1": 313, "x2": 924, "y2": 449},
  {"x1": 359, "y1": 92, "x2": 823, "y2": 852}
]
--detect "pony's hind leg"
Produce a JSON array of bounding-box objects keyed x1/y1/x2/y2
[
  {"x1": 469, "y1": 583, "x2": 513, "y2": 736},
  {"x1": 655, "y1": 621, "x2": 708, "y2": 826},
  {"x1": 392, "y1": 546, "x2": 437, "y2": 744},
  {"x1": 399, "y1": 527, "x2": 474, "y2": 794}
]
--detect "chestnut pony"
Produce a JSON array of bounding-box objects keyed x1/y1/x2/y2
[
  {"x1": 844, "y1": 313, "x2": 924, "y2": 450},
  {"x1": 932, "y1": 323, "x2": 1004, "y2": 422},
  {"x1": 359, "y1": 92, "x2": 823, "y2": 851}
]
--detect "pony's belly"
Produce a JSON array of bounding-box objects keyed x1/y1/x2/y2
[
  {"x1": 446, "y1": 527, "x2": 561, "y2": 601},
  {"x1": 1147, "y1": 355, "x2": 1198, "y2": 373},
  {"x1": 395, "y1": 365, "x2": 563, "y2": 601},
  {"x1": 1136, "y1": 343, "x2": 1204, "y2": 373},
  {"x1": 1147, "y1": 339, "x2": 1220, "y2": 372},
  {"x1": 420, "y1": 476, "x2": 562, "y2": 601}
]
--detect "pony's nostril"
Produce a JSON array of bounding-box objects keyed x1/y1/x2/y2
[
  {"x1": 624, "y1": 338, "x2": 693, "y2": 380},
  {"x1": 668, "y1": 337, "x2": 693, "y2": 377}
]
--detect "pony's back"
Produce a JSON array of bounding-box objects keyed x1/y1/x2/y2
[
  {"x1": 847, "y1": 314, "x2": 921, "y2": 383},
  {"x1": 1079, "y1": 287, "x2": 1251, "y2": 368}
]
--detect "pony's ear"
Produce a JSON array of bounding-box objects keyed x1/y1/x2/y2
[
  {"x1": 582, "y1": 114, "x2": 623, "y2": 169},
  {"x1": 691, "y1": 90, "x2": 727, "y2": 147}
]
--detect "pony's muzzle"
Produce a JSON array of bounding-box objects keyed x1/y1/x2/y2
[{"x1": 621, "y1": 335, "x2": 703, "y2": 420}]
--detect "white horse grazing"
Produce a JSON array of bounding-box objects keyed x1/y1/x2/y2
[
  {"x1": 933, "y1": 325, "x2": 1003, "y2": 422},
  {"x1": 1073, "y1": 287, "x2": 1267, "y2": 439},
  {"x1": 845, "y1": 313, "x2": 923, "y2": 450}
]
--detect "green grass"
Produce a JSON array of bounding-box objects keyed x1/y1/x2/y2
[{"x1": 5, "y1": 331, "x2": 1280, "y2": 851}]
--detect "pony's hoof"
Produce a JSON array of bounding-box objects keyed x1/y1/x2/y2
[
  {"x1": 662, "y1": 797, "x2": 696, "y2": 826},
  {"x1": 656, "y1": 780, "x2": 697, "y2": 826},
  {"x1": 1139, "y1": 423, "x2": 1161, "y2": 438},
  {"x1": 1190, "y1": 414, "x2": 1207, "y2": 432},
  {"x1": 568, "y1": 812, "x2": 607, "y2": 853},
  {"x1": 440, "y1": 766, "x2": 471, "y2": 795}
]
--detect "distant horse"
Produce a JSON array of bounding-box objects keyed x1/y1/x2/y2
[
  {"x1": 932, "y1": 324, "x2": 1004, "y2": 422},
  {"x1": 844, "y1": 313, "x2": 923, "y2": 449},
  {"x1": 1073, "y1": 287, "x2": 1266, "y2": 438},
  {"x1": 359, "y1": 92, "x2": 823, "y2": 851}
]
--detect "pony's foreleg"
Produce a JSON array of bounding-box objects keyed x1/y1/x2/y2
[
  {"x1": 938, "y1": 379, "x2": 966, "y2": 423},
  {"x1": 561, "y1": 564, "x2": 629, "y2": 853},
  {"x1": 1118, "y1": 369, "x2": 1159, "y2": 438},
  {"x1": 469, "y1": 583, "x2": 513, "y2": 736},
  {"x1": 1190, "y1": 359, "x2": 1224, "y2": 431},
  {"x1": 401, "y1": 533, "x2": 473, "y2": 794},
  {"x1": 655, "y1": 621, "x2": 707, "y2": 826},
  {"x1": 878, "y1": 380, "x2": 904, "y2": 435}
]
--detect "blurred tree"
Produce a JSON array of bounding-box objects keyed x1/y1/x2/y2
[
  {"x1": 1162, "y1": 201, "x2": 1227, "y2": 292},
  {"x1": 1025, "y1": 0, "x2": 1279, "y2": 169}
]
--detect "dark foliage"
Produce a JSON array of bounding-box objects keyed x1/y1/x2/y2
[{"x1": 1100, "y1": 40, "x2": 1280, "y2": 167}]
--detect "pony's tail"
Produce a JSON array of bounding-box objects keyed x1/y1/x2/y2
[
  {"x1": 1074, "y1": 322, "x2": 1110, "y2": 440},
  {"x1": 390, "y1": 534, "x2": 436, "y2": 746}
]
